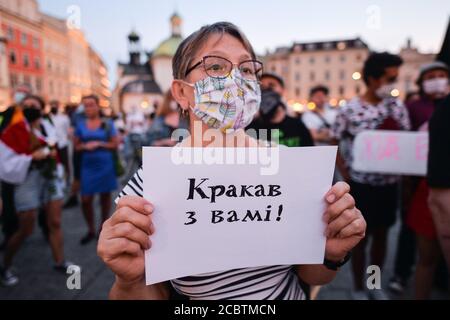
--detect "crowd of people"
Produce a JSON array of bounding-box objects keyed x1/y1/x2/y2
[{"x1": 0, "y1": 22, "x2": 449, "y2": 300}]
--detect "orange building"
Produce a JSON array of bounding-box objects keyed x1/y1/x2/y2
[{"x1": 0, "y1": 0, "x2": 44, "y2": 95}]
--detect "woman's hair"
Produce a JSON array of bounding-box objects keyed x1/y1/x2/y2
[
  {"x1": 157, "y1": 90, "x2": 177, "y2": 117},
  {"x1": 172, "y1": 22, "x2": 256, "y2": 80},
  {"x1": 23, "y1": 95, "x2": 46, "y2": 110}
]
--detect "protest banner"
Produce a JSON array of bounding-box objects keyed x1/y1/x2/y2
[
  {"x1": 352, "y1": 130, "x2": 428, "y2": 176},
  {"x1": 143, "y1": 146, "x2": 337, "y2": 285}
]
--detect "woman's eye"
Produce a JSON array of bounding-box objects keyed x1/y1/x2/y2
[
  {"x1": 241, "y1": 67, "x2": 254, "y2": 74},
  {"x1": 207, "y1": 64, "x2": 223, "y2": 71}
]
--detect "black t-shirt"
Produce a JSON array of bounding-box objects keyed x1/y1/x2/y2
[
  {"x1": 427, "y1": 94, "x2": 450, "y2": 188},
  {"x1": 247, "y1": 116, "x2": 314, "y2": 147}
]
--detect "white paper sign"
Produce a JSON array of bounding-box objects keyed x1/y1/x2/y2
[
  {"x1": 352, "y1": 130, "x2": 428, "y2": 176},
  {"x1": 143, "y1": 146, "x2": 337, "y2": 285}
]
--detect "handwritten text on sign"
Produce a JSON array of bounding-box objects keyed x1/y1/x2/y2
[
  {"x1": 143, "y1": 146, "x2": 337, "y2": 285},
  {"x1": 352, "y1": 130, "x2": 428, "y2": 176}
]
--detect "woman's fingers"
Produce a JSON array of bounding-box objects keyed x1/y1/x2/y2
[
  {"x1": 117, "y1": 195, "x2": 154, "y2": 216},
  {"x1": 325, "y1": 209, "x2": 359, "y2": 238},
  {"x1": 99, "y1": 237, "x2": 144, "y2": 260},
  {"x1": 109, "y1": 222, "x2": 151, "y2": 250},
  {"x1": 111, "y1": 206, "x2": 153, "y2": 235},
  {"x1": 325, "y1": 182, "x2": 351, "y2": 204},
  {"x1": 337, "y1": 216, "x2": 367, "y2": 239},
  {"x1": 325, "y1": 193, "x2": 356, "y2": 222}
]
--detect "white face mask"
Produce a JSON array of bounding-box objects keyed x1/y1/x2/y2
[
  {"x1": 375, "y1": 83, "x2": 397, "y2": 99},
  {"x1": 423, "y1": 78, "x2": 449, "y2": 95},
  {"x1": 185, "y1": 68, "x2": 261, "y2": 133}
]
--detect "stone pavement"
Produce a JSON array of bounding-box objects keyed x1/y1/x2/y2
[{"x1": 0, "y1": 198, "x2": 448, "y2": 300}]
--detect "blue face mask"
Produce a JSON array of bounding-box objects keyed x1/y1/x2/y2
[{"x1": 14, "y1": 92, "x2": 27, "y2": 104}]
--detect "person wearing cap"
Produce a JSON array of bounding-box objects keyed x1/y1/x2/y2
[
  {"x1": 389, "y1": 61, "x2": 449, "y2": 298},
  {"x1": 427, "y1": 79, "x2": 450, "y2": 293},
  {"x1": 247, "y1": 89, "x2": 313, "y2": 147}
]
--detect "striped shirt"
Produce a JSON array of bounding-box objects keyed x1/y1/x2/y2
[{"x1": 117, "y1": 168, "x2": 306, "y2": 300}]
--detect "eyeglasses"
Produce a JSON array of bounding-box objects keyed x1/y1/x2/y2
[{"x1": 185, "y1": 55, "x2": 264, "y2": 80}]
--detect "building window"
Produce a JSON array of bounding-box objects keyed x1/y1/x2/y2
[
  {"x1": 325, "y1": 55, "x2": 331, "y2": 63},
  {"x1": 23, "y1": 54, "x2": 30, "y2": 67},
  {"x1": 49, "y1": 80, "x2": 54, "y2": 94},
  {"x1": 295, "y1": 87, "x2": 301, "y2": 97},
  {"x1": 355, "y1": 85, "x2": 361, "y2": 95},
  {"x1": 35, "y1": 57, "x2": 41, "y2": 70},
  {"x1": 36, "y1": 78, "x2": 42, "y2": 93},
  {"x1": 7, "y1": 27, "x2": 14, "y2": 41},
  {"x1": 295, "y1": 57, "x2": 300, "y2": 65},
  {"x1": 24, "y1": 75, "x2": 31, "y2": 86},
  {"x1": 340, "y1": 55, "x2": 346, "y2": 63},
  {"x1": 323, "y1": 42, "x2": 333, "y2": 50},
  {"x1": 21, "y1": 32, "x2": 28, "y2": 46},
  {"x1": 271, "y1": 66, "x2": 276, "y2": 72},
  {"x1": 10, "y1": 74, "x2": 18, "y2": 88},
  {"x1": 339, "y1": 86, "x2": 345, "y2": 96},
  {"x1": 295, "y1": 72, "x2": 301, "y2": 81},
  {"x1": 356, "y1": 53, "x2": 362, "y2": 62},
  {"x1": 325, "y1": 71, "x2": 330, "y2": 81},
  {"x1": 32, "y1": 37, "x2": 39, "y2": 49},
  {"x1": 309, "y1": 57, "x2": 315, "y2": 64},
  {"x1": 9, "y1": 51, "x2": 16, "y2": 64},
  {"x1": 310, "y1": 72, "x2": 315, "y2": 81},
  {"x1": 340, "y1": 70, "x2": 346, "y2": 80}
]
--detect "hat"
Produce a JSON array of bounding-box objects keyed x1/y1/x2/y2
[{"x1": 418, "y1": 61, "x2": 449, "y2": 79}]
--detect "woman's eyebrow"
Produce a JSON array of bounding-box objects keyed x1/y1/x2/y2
[{"x1": 206, "y1": 50, "x2": 230, "y2": 59}]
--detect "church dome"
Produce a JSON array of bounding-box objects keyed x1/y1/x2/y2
[
  {"x1": 152, "y1": 12, "x2": 183, "y2": 59},
  {"x1": 152, "y1": 35, "x2": 183, "y2": 58}
]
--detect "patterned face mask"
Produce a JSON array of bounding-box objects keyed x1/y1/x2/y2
[{"x1": 185, "y1": 69, "x2": 261, "y2": 133}]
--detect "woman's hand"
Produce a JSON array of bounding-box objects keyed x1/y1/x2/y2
[
  {"x1": 84, "y1": 141, "x2": 102, "y2": 151},
  {"x1": 97, "y1": 196, "x2": 155, "y2": 286},
  {"x1": 323, "y1": 182, "x2": 366, "y2": 262}
]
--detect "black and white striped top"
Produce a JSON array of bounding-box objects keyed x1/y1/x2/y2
[{"x1": 117, "y1": 168, "x2": 306, "y2": 300}]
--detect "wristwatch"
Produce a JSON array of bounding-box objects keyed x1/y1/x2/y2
[{"x1": 323, "y1": 252, "x2": 352, "y2": 271}]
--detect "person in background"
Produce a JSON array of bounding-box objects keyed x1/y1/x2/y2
[
  {"x1": 248, "y1": 72, "x2": 313, "y2": 147},
  {"x1": 389, "y1": 62, "x2": 449, "y2": 300},
  {"x1": 404, "y1": 91, "x2": 421, "y2": 105},
  {"x1": 332, "y1": 52, "x2": 410, "y2": 300},
  {"x1": 0, "y1": 96, "x2": 75, "y2": 286},
  {"x1": 148, "y1": 91, "x2": 189, "y2": 147},
  {"x1": 248, "y1": 89, "x2": 314, "y2": 147},
  {"x1": 64, "y1": 101, "x2": 86, "y2": 209},
  {"x1": 48, "y1": 100, "x2": 71, "y2": 185},
  {"x1": 12, "y1": 84, "x2": 31, "y2": 105},
  {"x1": 74, "y1": 95, "x2": 118, "y2": 245},
  {"x1": 259, "y1": 72, "x2": 285, "y2": 96},
  {"x1": 427, "y1": 91, "x2": 450, "y2": 294},
  {"x1": 302, "y1": 85, "x2": 337, "y2": 146}
]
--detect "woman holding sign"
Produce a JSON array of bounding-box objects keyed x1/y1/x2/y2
[{"x1": 97, "y1": 22, "x2": 366, "y2": 300}]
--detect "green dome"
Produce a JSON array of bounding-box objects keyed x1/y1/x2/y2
[{"x1": 153, "y1": 35, "x2": 183, "y2": 58}]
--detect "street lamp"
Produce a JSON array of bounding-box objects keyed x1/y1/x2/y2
[{"x1": 352, "y1": 72, "x2": 362, "y2": 80}]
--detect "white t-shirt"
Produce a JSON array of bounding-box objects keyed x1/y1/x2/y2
[
  {"x1": 302, "y1": 106, "x2": 337, "y2": 131},
  {"x1": 50, "y1": 113, "x2": 71, "y2": 148},
  {"x1": 126, "y1": 111, "x2": 147, "y2": 135}
]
